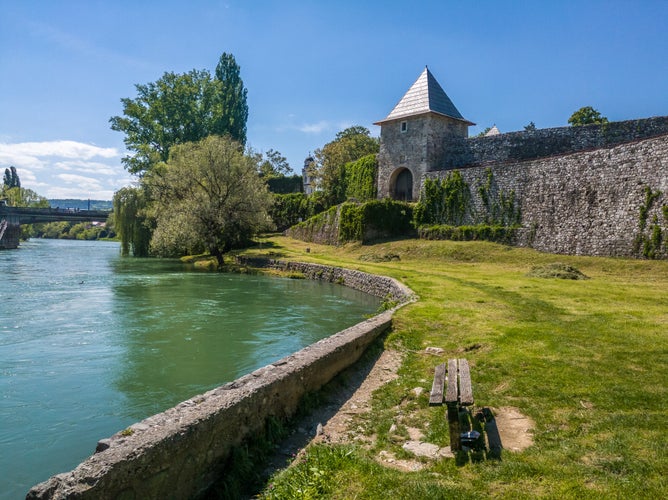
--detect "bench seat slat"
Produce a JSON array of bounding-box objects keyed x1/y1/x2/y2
[
  {"x1": 429, "y1": 363, "x2": 446, "y2": 406},
  {"x1": 445, "y1": 358, "x2": 458, "y2": 404},
  {"x1": 458, "y1": 358, "x2": 474, "y2": 406}
]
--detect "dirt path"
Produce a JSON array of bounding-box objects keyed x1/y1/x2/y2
[{"x1": 262, "y1": 347, "x2": 534, "y2": 478}]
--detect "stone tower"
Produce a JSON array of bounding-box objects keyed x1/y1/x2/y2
[{"x1": 374, "y1": 67, "x2": 474, "y2": 200}]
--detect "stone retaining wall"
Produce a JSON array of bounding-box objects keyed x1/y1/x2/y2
[
  {"x1": 237, "y1": 257, "x2": 414, "y2": 302},
  {"x1": 27, "y1": 264, "x2": 414, "y2": 499}
]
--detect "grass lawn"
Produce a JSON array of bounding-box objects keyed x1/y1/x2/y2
[{"x1": 240, "y1": 235, "x2": 667, "y2": 499}]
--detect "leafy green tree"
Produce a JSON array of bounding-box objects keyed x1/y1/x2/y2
[
  {"x1": 312, "y1": 126, "x2": 379, "y2": 207},
  {"x1": 214, "y1": 53, "x2": 248, "y2": 146},
  {"x1": 568, "y1": 106, "x2": 609, "y2": 126},
  {"x1": 145, "y1": 135, "x2": 273, "y2": 266},
  {"x1": 109, "y1": 53, "x2": 248, "y2": 176},
  {"x1": 257, "y1": 149, "x2": 292, "y2": 178},
  {"x1": 1, "y1": 186, "x2": 48, "y2": 208},
  {"x1": 524, "y1": 121, "x2": 536, "y2": 131}
]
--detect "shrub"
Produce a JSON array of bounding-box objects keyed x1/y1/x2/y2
[
  {"x1": 418, "y1": 224, "x2": 518, "y2": 244},
  {"x1": 527, "y1": 263, "x2": 590, "y2": 280},
  {"x1": 266, "y1": 175, "x2": 303, "y2": 194},
  {"x1": 270, "y1": 193, "x2": 326, "y2": 231},
  {"x1": 339, "y1": 199, "x2": 414, "y2": 243}
]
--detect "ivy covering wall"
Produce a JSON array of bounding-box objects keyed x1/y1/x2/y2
[
  {"x1": 412, "y1": 169, "x2": 520, "y2": 244},
  {"x1": 287, "y1": 199, "x2": 413, "y2": 245},
  {"x1": 343, "y1": 154, "x2": 378, "y2": 202}
]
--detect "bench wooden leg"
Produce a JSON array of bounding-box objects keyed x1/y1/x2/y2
[{"x1": 447, "y1": 403, "x2": 461, "y2": 451}]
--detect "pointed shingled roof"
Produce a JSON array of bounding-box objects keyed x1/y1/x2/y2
[{"x1": 375, "y1": 67, "x2": 474, "y2": 125}]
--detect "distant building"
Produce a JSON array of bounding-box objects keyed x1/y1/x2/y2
[
  {"x1": 302, "y1": 156, "x2": 316, "y2": 195},
  {"x1": 485, "y1": 125, "x2": 500, "y2": 136}
]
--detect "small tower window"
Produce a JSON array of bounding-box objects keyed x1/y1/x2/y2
[{"x1": 400, "y1": 121, "x2": 408, "y2": 133}]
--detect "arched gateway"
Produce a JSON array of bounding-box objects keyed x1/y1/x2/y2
[{"x1": 390, "y1": 168, "x2": 414, "y2": 201}]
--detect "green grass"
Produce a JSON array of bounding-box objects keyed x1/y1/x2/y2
[{"x1": 241, "y1": 236, "x2": 668, "y2": 499}]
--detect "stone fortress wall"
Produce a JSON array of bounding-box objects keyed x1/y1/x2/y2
[
  {"x1": 435, "y1": 116, "x2": 668, "y2": 170},
  {"x1": 376, "y1": 68, "x2": 668, "y2": 259},
  {"x1": 406, "y1": 116, "x2": 668, "y2": 259},
  {"x1": 427, "y1": 131, "x2": 668, "y2": 257}
]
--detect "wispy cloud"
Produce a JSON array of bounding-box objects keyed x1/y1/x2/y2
[
  {"x1": 298, "y1": 121, "x2": 331, "y2": 134},
  {"x1": 0, "y1": 140, "x2": 131, "y2": 199}
]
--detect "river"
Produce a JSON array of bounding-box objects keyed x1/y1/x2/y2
[{"x1": 0, "y1": 239, "x2": 380, "y2": 498}]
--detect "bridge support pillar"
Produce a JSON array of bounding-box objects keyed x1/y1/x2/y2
[{"x1": 0, "y1": 216, "x2": 21, "y2": 249}]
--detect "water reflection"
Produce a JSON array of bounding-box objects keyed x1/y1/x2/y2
[
  {"x1": 1, "y1": 240, "x2": 379, "y2": 499},
  {"x1": 110, "y1": 260, "x2": 380, "y2": 419}
]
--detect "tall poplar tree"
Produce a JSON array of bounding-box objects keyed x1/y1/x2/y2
[
  {"x1": 214, "y1": 53, "x2": 248, "y2": 146},
  {"x1": 3, "y1": 166, "x2": 20, "y2": 188}
]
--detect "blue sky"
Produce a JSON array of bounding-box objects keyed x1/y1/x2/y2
[{"x1": 1, "y1": 0, "x2": 667, "y2": 200}]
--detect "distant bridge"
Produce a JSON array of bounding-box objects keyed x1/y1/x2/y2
[{"x1": 0, "y1": 204, "x2": 111, "y2": 249}]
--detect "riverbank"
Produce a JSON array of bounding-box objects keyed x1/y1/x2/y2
[
  {"x1": 26, "y1": 254, "x2": 413, "y2": 498},
  {"x1": 242, "y1": 235, "x2": 668, "y2": 499}
]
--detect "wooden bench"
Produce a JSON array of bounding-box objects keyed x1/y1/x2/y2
[{"x1": 430, "y1": 358, "x2": 475, "y2": 451}]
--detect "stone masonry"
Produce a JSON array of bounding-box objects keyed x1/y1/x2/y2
[
  {"x1": 427, "y1": 134, "x2": 668, "y2": 257},
  {"x1": 375, "y1": 67, "x2": 668, "y2": 258}
]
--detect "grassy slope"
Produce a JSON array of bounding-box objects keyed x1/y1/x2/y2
[{"x1": 242, "y1": 236, "x2": 667, "y2": 499}]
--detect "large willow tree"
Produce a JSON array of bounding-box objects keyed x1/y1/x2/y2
[
  {"x1": 145, "y1": 135, "x2": 273, "y2": 266},
  {"x1": 112, "y1": 186, "x2": 152, "y2": 257}
]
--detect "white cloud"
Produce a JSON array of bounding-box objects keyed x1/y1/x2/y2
[
  {"x1": 298, "y1": 121, "x2": 331, "y2": 134},
  {"x1": 56, "y1": 173, "x2": 103, "y2": 190},
  {"x1": 53, "y1": 160, "x2": 118, "y2": 176},
  {"x1": 0, "y1": 140, "x2": 132, "y2": 200},
  {"x1": 0, "y1": 141, "x2": 118, "y2": 160}
]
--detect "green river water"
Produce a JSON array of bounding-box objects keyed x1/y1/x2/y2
[{"x1": 0, "y1": 239, "x2": 380, "y2": 498}]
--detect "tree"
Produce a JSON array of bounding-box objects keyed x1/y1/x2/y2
[
  {"x1": 214, "y1": 53, "x2": 249, "y2": 146},
  {"x1": 109, "y1": 53, "x2": 248, "y2": 176},
  {"x1": 145, "y1": 135, "x2": 273, "y2": 266},
  {"x1": 524, "y1": 121, "x2": 536, "y2": 131},
  {"x1": 312, "y1": 126, "x2": 379, "y2": 207},
  {"x1": 568, "y1": 106, "x2": 608, "y2": 127},
  {"x1": 476, "y1": 126, "x2": 492, "y2": 137},
  {"x1": 1, "y1": 186, "x2": 48, "y2": 208},
  {"x1": 113, "y1": 186, "x2": 152, "y2": 257},
  {"x1": 257, "y1": 149, "x2": 292, "y2": 178},
  {"x1": 3, "y1": 166, "x2": 20, "y2": 188}
]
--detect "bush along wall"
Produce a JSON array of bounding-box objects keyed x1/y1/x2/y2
[
  {"x1": 287, "y1": 199, "x2": 414, "y2": 245},
  {"x1": 270, "y1": 193, "x2": 326, "y2": 231},
  {"x1": 413, "y1": 169, "x2": 520, "y2": 244},
  {"x1": 266, "y1": 175, "x2": 303, "y2": 194},
  {"x1": 418, "y1": 224, "x2": 518, "y2": 244},
  {"x1": 360, "y1": 199, "x2": 414, "y2": 242}
]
